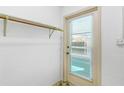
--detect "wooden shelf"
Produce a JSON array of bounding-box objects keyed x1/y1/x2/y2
[{"x1": 0, "y1": 13, "x2": 63, "y2": 32}]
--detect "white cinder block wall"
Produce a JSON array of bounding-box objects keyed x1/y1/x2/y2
[
  {"x1": 0, "y1": 6, "x2": 62, "y2": 86},
  {"x1": 61, "y1": 6, "x2": 124, "y2": 85}
]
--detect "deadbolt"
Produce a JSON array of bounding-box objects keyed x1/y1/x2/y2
[{"x1": 67, "y1": 46, "x2": 69, "y2": 48}]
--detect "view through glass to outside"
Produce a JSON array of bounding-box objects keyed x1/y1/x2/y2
[{"x1": 70, "y1": 15, "x2": 93, "y2": 80}]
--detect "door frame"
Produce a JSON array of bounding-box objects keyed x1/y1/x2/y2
[{"x1": 63, "y1": 6, "x2": 101, "y2": 85}]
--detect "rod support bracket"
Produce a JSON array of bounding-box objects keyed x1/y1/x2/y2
[
  {"x1": 3, "y1": 16, "x2": 9, "y2": 37},
  {"x1": 49, "y1": 29, "x2": 54, "y2": 39}
]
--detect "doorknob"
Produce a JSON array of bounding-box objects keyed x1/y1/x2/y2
[{"x1": 67, "y1": 46, "x2": 69, "y2": 48}]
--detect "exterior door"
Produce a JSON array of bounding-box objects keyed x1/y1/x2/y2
[{"x1": 64, "y1": 7, "x2": 101, "y2": 86}]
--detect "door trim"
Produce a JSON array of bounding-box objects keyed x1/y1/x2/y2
[{"x1": 63, "y1": 6, "x2": 101, "y2": 85}]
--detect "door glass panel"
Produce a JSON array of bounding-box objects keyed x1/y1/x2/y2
[{"x1": 70, "y1": 15, "x2": 93, "y2": 80}]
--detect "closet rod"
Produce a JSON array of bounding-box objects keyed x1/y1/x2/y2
[{"x1": 0, "y1": 13, "x2": 63, "y2": 32}]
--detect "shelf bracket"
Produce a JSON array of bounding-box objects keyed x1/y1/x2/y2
[
  {"x1": 3, "y1": 16, "x2": 8, "y2": 37},
  {"x1": 49, "y1": 29, "x2": 54, "y2": 39}
]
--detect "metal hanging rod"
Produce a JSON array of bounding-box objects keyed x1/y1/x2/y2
[{"x1": 0, "y1": 13, "x2": 63, "y2": 32}]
